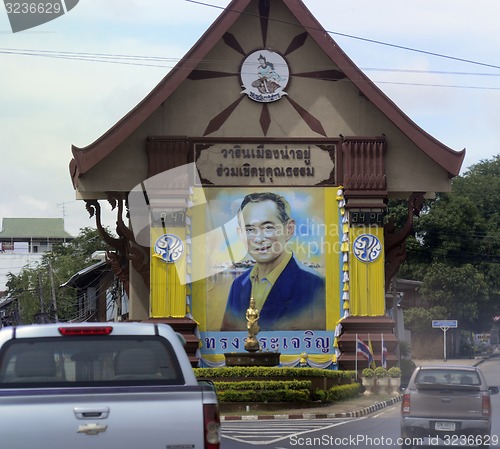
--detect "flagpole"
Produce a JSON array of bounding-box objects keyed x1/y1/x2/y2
[
  {"x1": 369, "y1": 333, "x2": 371, "y2": 368},
  {"x1": 381, "y1": 332, "x2": 384, "y2": 368},
  {"x1": 355, "y1": 333, "x2": 358, "y2": 374},
  {"x1": 368, "y1": 333, "x2": 373, "y2": 368}
]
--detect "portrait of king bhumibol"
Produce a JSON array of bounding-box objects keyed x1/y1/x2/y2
[{"x1": 221, "y1": 192, "x2": 326, "y2": 331}]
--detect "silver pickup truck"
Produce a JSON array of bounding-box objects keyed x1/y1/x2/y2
[
  {"x1": 0, "y1": 322, "x2": 220, "y2": 449},
  {"x1": 401, "y1": 364, "x2": 498, "y2": 448}
]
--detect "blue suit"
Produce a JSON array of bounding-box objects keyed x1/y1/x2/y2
[{"x1": 221, "y1": 256, "x2": 326, "y2": 331}]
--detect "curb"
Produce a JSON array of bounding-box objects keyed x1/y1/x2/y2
[{"x1": 221, "y1": 395, "x2": 402, "y2": 421}]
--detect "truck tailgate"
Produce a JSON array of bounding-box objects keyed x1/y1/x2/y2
[
  {"x1": 410, "y1": 384, "x2": 482, "y2": 419},
  {"x1": 0, "y1": 386, "x2": 206, "y2": 449}
]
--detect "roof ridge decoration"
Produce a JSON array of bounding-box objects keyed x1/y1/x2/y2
[{"x1": 70, "y1": 0, "x2": 464, "y2": 184}]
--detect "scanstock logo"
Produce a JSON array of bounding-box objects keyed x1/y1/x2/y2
[
  {"x1": 3, "y1": 0, "x2": 79, "y2": 33},
  {"x1": 128, "y1": 163, "x2": 249, "y2": 285}
]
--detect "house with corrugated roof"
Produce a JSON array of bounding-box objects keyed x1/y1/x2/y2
[
  {"x1": 0, "y1": 218, "x2": 73, "y2": 254},
  {"x1": 0, "y1": 218, "x2": 74, "y2": 292}
]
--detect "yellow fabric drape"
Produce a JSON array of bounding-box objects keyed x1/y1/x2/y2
[
  {"x1": 150, "y1": 227, "x2": 187, "y2": 318},
  {"x1": 349, "y1": 226, "x2": 385, "y2": 316}
]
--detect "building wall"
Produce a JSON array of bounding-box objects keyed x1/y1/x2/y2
[{"x1": 0, "y1": 254, "x2": 43, "y2": 291}]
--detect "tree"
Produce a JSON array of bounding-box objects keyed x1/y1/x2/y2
[
  {"x1": 5, "y1": 227, "x2": 112, "y2": 324},
  {"x1": 392, "y1": 155, "x2": 500, "y2": 332}
]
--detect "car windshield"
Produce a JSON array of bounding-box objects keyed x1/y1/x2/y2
[
  {"x1": 415, "y1": 369, "x2": 480, "y2": 386},
  {"x1": 0, "y1": 336, "x2": 184, "y2": 388}
]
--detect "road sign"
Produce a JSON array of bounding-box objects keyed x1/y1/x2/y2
[
  {"x1": 432, "y1": 320, "x2": 458, "y2": 328},
  {"x1": 432, "y1": 320, "x2": 458, "y2": 361}
]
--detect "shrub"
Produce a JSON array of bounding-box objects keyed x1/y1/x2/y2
[
  {"x1": 362, "y1": 368, "x2": 374, "y2": 378},
  {"x1": 217, "y1": 389, "x2": 310, "y2": 403},
  {"x1": 194, "y1": 366, "x2": 360, "y2": 404},
  {"x1": 215, "y1": 380, "x2": 311, "y2": 392},
  {"x1": 194, "y1": 366, "x2": 355, "y2": 380},
  {"x1": 387, "y1": 366, "x2": 401, "y2": 378},
  {"x1": 400, "y1": 358, "x2": 416, "y2": 384},
  {"x1": 327, "y1": 383, "x2": 361, "y2": 402},
  {"x1": 374, "y1": 367, "x2": 387, "y2": 378}
]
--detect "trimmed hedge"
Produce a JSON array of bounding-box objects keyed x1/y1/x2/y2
[
  {"x1": 312, "y1": 383, "x2": 361, "y2": 403},
  {"x1": 217, "y1": 388, "x2": 310, "y2": 403},
  {"x1": 215, "y1": 380, "x2": 311, "y2": 392},
  {"x1": 194, "y1": 366, "x2": 355, "y2": 380},
  {"x1": 194, "y1": 367, "x2": 360, "y2": 404}
]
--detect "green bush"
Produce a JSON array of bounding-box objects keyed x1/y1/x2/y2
[
  {"x1": 217, "y1": 389, "x2": 310, "y2": 403},
  {"x1": 400, "y1": 359, "x2": 416, "y2": 384},
  {"x1": 312, "y1": 383, "x2": 361, "y2": 403},
  {"x1": 327, "y1": 383, "x2": 361, "y2": 402},
  {"x1": 362, "y1": 368, "x2": 374, "y2": 378},
  {"x1": 194, "y1": 366, "x2": 355, "y2": 380},
  {"x1": 387, "y1": 366, "x2": 401, "y2": 378},
  {"x1": 215, "y1": 380, "x2": 311, "y2": 392},
  {"x1": 374, "y1": 367, "x2": 387, "y2": 378},
  {"x1": 195, "y1": 366, "x2": 359, "y2": 404},
  {"x1": 312, "y1": 388, "x2": 328, "y2": 402}
]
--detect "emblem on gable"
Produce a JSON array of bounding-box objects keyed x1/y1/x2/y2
[
  {"x1": 241, "y1": 49, "x2": 290, "y2": 103},
  {"x1": 154, "y1": 234, "x2": 184, "y2": 263},
  {"x1": 353, "y1": 234, "x2": 382, "y2": 263}
]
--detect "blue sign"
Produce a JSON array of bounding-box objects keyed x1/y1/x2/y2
[{"x1": 432, "y1": 320, "x2": 458, "y2": 328}]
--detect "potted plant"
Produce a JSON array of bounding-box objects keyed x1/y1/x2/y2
[
  {"x1": 388, "y1": 366, "x2": 402, "y2": 394},
  {"x1": 374, "y1": 367, "x2": 389, "y2": 393},
  {"x1": 361, "y1": 368, "x2": 375, "y2": 394}
]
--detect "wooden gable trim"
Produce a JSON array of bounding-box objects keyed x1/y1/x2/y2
[
  {"x1": 283, "y1": 0, "x2": 464, "y2": 177},
  {"x1": 70, "y1": 0, "x2": 252, "y2": 179},
  {"x1": 70, "y1": 0, "x2": 464, "y2": 186}
]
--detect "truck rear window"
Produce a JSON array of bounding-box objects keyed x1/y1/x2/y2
[
  {"x1": 0, "y1": 336, "x2": 185, "y2": 387},
  {"x1": 415, "y1": 369, "x2": 480, "y2": 386}
]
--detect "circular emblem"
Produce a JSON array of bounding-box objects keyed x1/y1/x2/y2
[
  {"x1": 240, "y1": 49, "x2": 290, "y2": 103},
  {"x1": 353, "y1": 234, "x2": 382, "y2": 263},
  {"x1": 154, "y1": 234, "x2": 184, "y2": 263}
]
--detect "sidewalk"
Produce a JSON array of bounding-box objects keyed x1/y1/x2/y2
[{"x1": 220, "y1": 357, "x2": 487, "y2": 421}]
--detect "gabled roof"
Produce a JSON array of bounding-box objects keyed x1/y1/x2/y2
[
  {"x1": 70, "y1": 0, "x2": 464, "y2": 183},
  {"x1": 0, "y1": 218, "x2": 74, "y2": 239}
]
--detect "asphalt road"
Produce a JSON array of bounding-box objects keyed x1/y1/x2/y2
[{"x1": 221, "y1": 357, "x2": 500, "y2": 449}]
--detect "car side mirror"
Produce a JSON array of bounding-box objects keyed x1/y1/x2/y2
[{"x1": 488, "y1": 386, "x2": 499, "y2": 395}]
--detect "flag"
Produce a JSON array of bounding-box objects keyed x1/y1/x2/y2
[
  {"x1": 368, "y1": 335, "x2": 376, "y2": 369},
  {"x1": 356, "y1": 335, "x2": 374, "y2": 365},
  {"x1": 381, "y1": 333, "x2": 388, "y2": 369}
]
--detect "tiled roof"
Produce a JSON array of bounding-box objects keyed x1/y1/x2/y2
[{"x1": 0, "y1": 218, "x2": 74, "y2": 239}]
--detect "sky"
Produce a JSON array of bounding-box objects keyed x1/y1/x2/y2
[{"x1": 1, "y1": 0, "x2": 500, "y2": 236}]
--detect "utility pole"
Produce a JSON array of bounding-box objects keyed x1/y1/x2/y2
[
  {"x1": 38, "y1": 273, "x2": 45, "y2": 324},
  {"x1": 48, "y1": 260, "x2": 59, "y2": 322}
]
